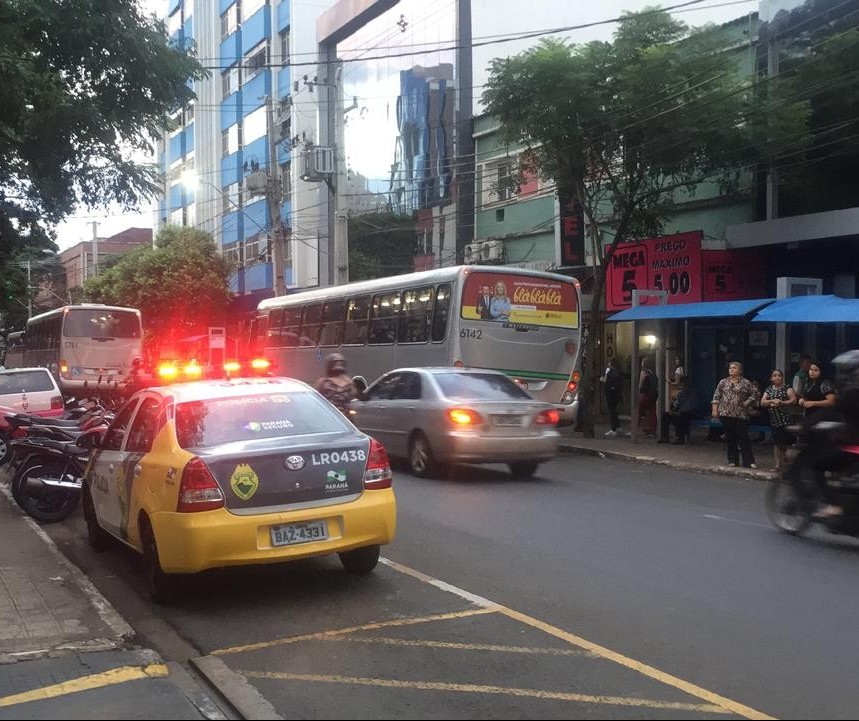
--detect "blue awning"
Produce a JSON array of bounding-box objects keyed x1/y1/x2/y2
[
  {"x1": 609, "y1": 298, "x2": 775, "y2": 322},
  {"x1": 751, "y1": 295, "x2": 859, "y2": 323}
]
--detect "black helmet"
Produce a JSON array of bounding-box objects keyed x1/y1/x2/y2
[
  {"x1": 324, "y1": 352, "x2": 347, "y2": 376},
  {"x1": 833, "y1": 350, "x2": 859, "y2": 393}
]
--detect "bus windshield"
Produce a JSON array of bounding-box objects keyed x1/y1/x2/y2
[
  {"x1": 461, "y1": 271, "x2": 578, "y2": 329},
  {"x1": 64, "y1": 308, "x2": 142, "y2": 339}
]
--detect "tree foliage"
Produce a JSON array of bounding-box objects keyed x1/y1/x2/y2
[
  {"x1": 0, "y1": 0, "x2": 204, "y2": 265},
  {"x1": 82, "y1": 226, "x2": 234, "y2": 345},
  {"x1": 348, "y1": 212, "x2": 417, "y2": 281},
  {"x1": 481, "y1": 7, "x2": 810, "y2": 436}
]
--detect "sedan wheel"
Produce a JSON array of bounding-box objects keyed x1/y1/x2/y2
[
  {"x1": 83, "y1": 485, "x2": 111, "y2": 552},
  {"x1": 409, "y1": 432, "x2": 437, "y2": 478},
  {"x1": 508, "y1": 461, "x2": 539, "y2": 477},
  {"x1": 141, "y1": 521, "x2": 180, "y2": 605},
  {"x1": 339, "y1": 545, "x2": 380, "y2": 574}
]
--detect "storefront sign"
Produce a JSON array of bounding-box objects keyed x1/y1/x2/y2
[
  {"x1": 604, "y1": 231, "x2": 703, "y2": 310},
  {"x1": 702, "y1": 249, "x2": 766, "y2": 301},
  {"x1": 560, "y1": 203, "x2": 585, "y2": 266}
]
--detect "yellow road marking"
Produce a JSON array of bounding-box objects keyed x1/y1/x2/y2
[
  {"x1": 381, "y1": 558, "x2": 775, "y2": 721},
  {"x1": 338, "y1": 636, "x2": 596, "y2": 656},
  {"x1": 0, "y1": 664, "x2": 169, "y2": 708},
  {"x1": 241, "y1": 671, "x2": 732, "y2": 714},
  {"x1": 211, "y1": 607, "x2": 499, "y2": 656},
  {"x1": 496, "y1": 606, "x2": 774, "y2": 721}
]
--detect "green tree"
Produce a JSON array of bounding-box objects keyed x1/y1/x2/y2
[
  {"x1": 82, "y1": 226, "x2": 234, "y2": 350},
  {"x1": 0, "y1": 0, "x2": 204, "y2": 265},
  {"x1": 482, "y1": 7, "x2": 809, "y2": 437},
  {"x1": 348, "y1": 212, "x2": 417, "y2": 281}
]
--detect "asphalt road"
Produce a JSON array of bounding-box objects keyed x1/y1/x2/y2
[{"x1": 44, "y1": 456, "x2": 859, "y2": 720}]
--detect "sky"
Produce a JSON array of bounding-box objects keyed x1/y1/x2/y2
[{"x1": 53, "y1": 0, "x2": 758, "y2": 251}]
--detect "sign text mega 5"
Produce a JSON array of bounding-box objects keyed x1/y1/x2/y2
[{"x1": 604, "y1": 231, "x2": 765, "y2": 311}]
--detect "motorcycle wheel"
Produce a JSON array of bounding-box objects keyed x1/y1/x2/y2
[
  {"x1": 765, "y1": 478, "x2": 812, "y2": 536},
  {"x1": 13, "y1": 461, "x2": 81, "y2": 524}
]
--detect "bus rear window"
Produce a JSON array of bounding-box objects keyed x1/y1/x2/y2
[{"x1": 64, "y1": 310, "x2": 141, "y2": 339}]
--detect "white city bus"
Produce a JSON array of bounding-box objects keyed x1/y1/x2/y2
[
  {"x1": 13, "y1": 304, "x2": 144, "y2": 396},
  {"x1": 254, "y1": 266, "x2": 583, "y2": 421}
]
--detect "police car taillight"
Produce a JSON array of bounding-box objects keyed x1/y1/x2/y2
[
  {"x1": 177, "y1": 458, "x2": 224, "y2": 512},
  {"x1": 363, "y1": 439, "x2": 392, "y2": 490}
]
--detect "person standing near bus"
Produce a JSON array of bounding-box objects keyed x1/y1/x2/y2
[{"x1": 315, "y1": 353, "x2": 358, "y2": 416}]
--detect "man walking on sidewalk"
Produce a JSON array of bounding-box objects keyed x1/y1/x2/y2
[{"x1": 602, "y1": 358, "x2": 623, "y2": 437}]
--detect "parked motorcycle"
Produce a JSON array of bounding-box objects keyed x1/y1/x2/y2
[{"x1": 9, "y1": 426, "x2": 106, "y2": 523}]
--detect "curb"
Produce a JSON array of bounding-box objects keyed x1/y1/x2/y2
[{"x1": 558, "y1": 442, "x2": 775, "y2": 482}]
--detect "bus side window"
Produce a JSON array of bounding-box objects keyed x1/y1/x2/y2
[
  {"x1": 369, "y1": 291, "x2": 400, "y2": 345},
  {"x1": 281, "y1": 308, "x2": 300, "y2": 348},
  {"x1": 431, "y1": 284, "x2": 451, "y2": 342},
  {"x1": 299, "y1": 304, "x2": 323, "y2": 347},
  {"x1": 268, "y1": 309, "x2": 284, "y2": 347},
  {"x1": 319, "y1": 300, "x2": 346, "y2": 347},
  {"x1": 398, "y1": 286, "x2": 434, "y2": 344},
  {"x1": 343, "y1": 296, "x2": 370, "y2": 345}
]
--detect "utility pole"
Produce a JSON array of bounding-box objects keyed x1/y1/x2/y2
[
  {"x1": 333, "y1": 64, "x2": 350, "y2": 286},
  {"x1": 26, "y1": 259, "x2": 32, "y2": 318},
  {"x1": 266, "y1": 95, "x2": 286, "y2": 296},
  {"x1": 91, "y1": 221, "x2": 99, "y2": 277}
]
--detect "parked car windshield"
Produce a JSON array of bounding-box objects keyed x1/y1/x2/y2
[
  {"x1": 0, "y1": 369, "x2": 55, "y2": 394},
  {"x1": 434, "y1": 372, "x2": 531, "y2": 401},
  {"x1": 175, "y1": 391, "x2": 350, "y2": 449}
]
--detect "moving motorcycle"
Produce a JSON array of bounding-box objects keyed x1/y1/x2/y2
[
  {"x1": 766, "y1": 420, "x2": 859, "y2": 537},
  {"x1": 766, "y1": 350, "x2": 859, "y2": 539}
]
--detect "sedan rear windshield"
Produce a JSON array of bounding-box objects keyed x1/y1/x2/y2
[
  {"x1": 175, "y1": 391, "x2": 350, "y2": 449},
  {"x1": 0, "y1": 370, "x2": 55, "y2": 394},
  {"x1": 434, "y1": 373, "x2": 531, "y2": 401}
]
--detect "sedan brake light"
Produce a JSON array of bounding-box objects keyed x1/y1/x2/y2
[
  {"x1": 447, "y1": 408, "x2": 483, "y2": 426},
  {"x1": 535, "y1": 409, "x2": 560, "y2": 425},
  {"x1": 363, "y1": 438, "x2": 393, "y2": 490},
  {"x1": 177, "y1": 457, "x2": 225, "y2": 512}
]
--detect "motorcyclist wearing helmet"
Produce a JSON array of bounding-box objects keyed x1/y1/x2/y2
[{"x1": 315, "y1": 353, "x2": 358, "y2": 416}]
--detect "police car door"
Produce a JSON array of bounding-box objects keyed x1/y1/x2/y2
[{"x1": 89, "y1": 398, "x2": 141, "y2": 538}]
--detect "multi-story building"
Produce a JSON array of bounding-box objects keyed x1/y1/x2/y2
[{"x1": 157, "y1": 0, "x2": 336, "y2": 307}]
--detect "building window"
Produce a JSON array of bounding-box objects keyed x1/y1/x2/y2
[
  {"x1": 169, "y1": 207, "x2": 183, "y2": 225},
  {"x1": 280, "y1": 161, "x2": 292, "y2": 203},
  {"x1": 221, "y1": 65, "x2": 240, "y2": 99},
  {"x1": 280, "y1": 30, "x2": 290, "y2": 66},
  {"x1": 244, "y1": 234, "x2": 262, "y2": 265},
  {"x1": 220, "y1": 4, "x2": 238, "y2": 38},
  {"x1": 222, "y1": 124, "x2": 241, "y2": 156},
  {"x1": 222, "y1": 182, "x2": 241, "y2": 214},
  {"x1": 243, "y1": 105, "x2": 267, "y2": 144},
  {"x1": 244, "y1": 42, "x2": 268, "y2": 82},
  {"x1": 223, "y1": 243, "x2": 242, "y2": 267},
  {"x1": 243, "y1": 0, "x2": 267, "y2": 20},
  {"x1": 185, "y1": 202, "x2": 196, "y2": 228},
  {"x1": 167, "y1": 9, "x2": 182, "y2": 34}
]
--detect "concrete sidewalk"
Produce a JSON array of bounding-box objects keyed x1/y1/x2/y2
[
  {"x1": 558, "y1": 421, "x2": 778, "y2": 482},
  {"x1": 0, "y1": 482, "x2": 224, "y2": 720}
]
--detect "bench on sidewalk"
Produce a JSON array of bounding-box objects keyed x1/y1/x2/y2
[{"x1": 689, "y1": 417, "x2": 770, "y2": 439}]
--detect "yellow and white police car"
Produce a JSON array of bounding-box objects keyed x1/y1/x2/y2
[{"x1": 82, "y1": 377, "x2": 396, "y2": 603}]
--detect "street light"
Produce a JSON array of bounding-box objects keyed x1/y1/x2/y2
[
  {"x1": 181, "y1": 171, "x2": 286, "y2": 295},
  {"x1": 15, "y1": 249, "x2": 56, "y2": 318}
]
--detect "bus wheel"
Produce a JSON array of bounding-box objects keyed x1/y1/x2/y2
[{"x1": 409, "y1": 432, "x2": 437, "y2": 478}]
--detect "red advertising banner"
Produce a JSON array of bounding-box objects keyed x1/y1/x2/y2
[
  {"x1": 604, "y1": 231, "x2": 704, "y2": 311},
  {"x1": 701, "y1": 249, "x2": 766, "y2": 301},
  {"x1": 462, "y1": 271, "x2": 578, "y2": 329}
]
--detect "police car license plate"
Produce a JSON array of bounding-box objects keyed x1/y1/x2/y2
[{"x1": 270, "y1": 521, "x2": 328, "y2": 547}]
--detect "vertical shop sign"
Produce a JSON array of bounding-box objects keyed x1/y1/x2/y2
[
  {"x1": 560, "y1": 202, "x2": 585, "y2": 266},
  {"x1": 604, "y1": 242, "x2": 649, "y2": 310}
]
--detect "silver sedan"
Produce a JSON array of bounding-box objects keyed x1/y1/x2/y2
[{"x1": 349, "y1": 367, "x2": 560, "y2": 478}]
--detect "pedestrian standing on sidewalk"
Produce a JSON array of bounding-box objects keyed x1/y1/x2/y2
[
  {"x1": 760, "y1": 368, "x2": 797, "y2": 472},
  {"x1": 711, "y1": 361, "x2": 759, "y2": 468},
  {"x1": 602, "y1": 357, "x2": 623, "y2": 436}
]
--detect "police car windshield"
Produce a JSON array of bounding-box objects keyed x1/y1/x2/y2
[{"x1": 175, "y1": 391, "x2": 349, "y2": 449}]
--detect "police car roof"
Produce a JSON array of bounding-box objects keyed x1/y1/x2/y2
[{"x1": 150, "y1": 377, "x2": 313, "y2": 403}]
